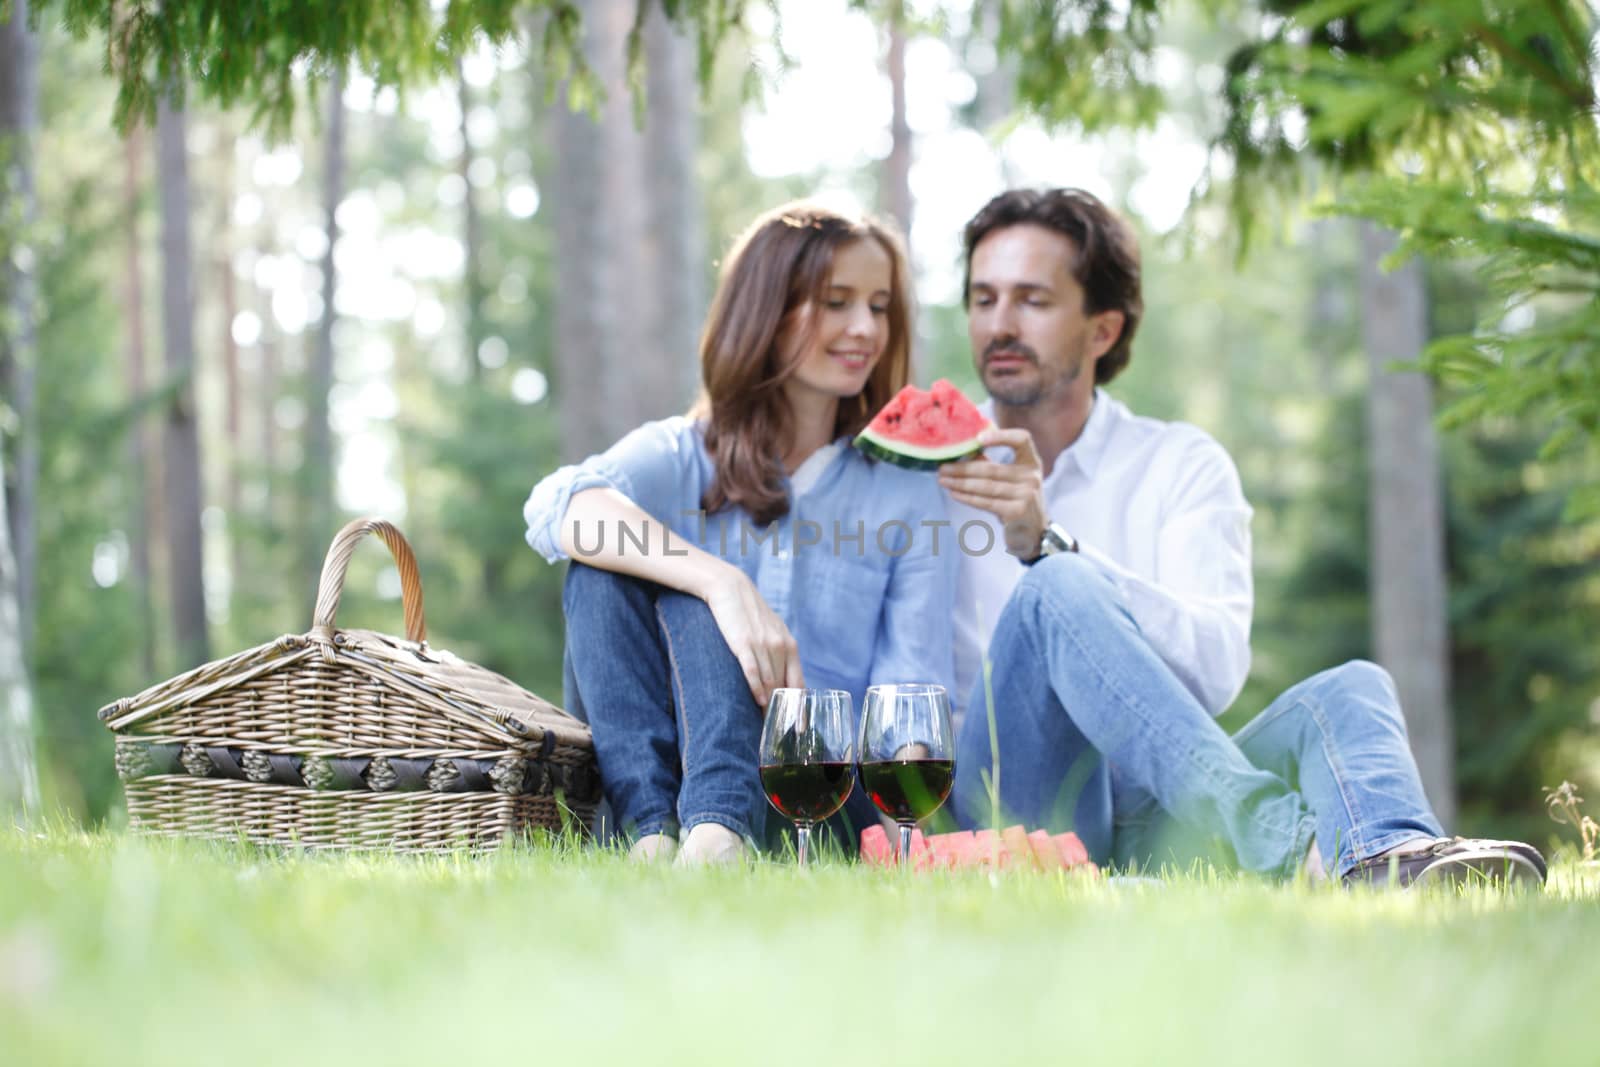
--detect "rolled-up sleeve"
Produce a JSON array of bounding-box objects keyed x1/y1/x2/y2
[{"x1": 522, "y1": 417, "x2": 700, "y2": 564}]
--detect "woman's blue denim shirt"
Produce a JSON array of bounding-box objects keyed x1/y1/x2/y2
[{"x1": 524, "y1": 416, "x2": 956, "y2": 719}]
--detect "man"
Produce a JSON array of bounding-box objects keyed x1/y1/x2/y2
[{"x1": 936, "y1": 187, "x2": 1544, "y2": 887}]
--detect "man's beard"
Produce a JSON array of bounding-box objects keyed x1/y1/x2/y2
[{"x1": 981, "y1": 341, "x2": 1083, "y2": 407}]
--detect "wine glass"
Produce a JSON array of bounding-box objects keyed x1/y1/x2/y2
[
  {"x1": 759, "y1": 688, "x2": 857, "y2": 867},
  {"x1": 858, "y1": 683, "x2": 955, "y2": 865}
]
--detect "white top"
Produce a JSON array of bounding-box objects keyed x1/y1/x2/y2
[
  {"x1": 948, "y1": 389, "x2": 1254, "y2": 731},
  {"x1": 788, "y1": 440, "x2": 845, "y2": 496}
]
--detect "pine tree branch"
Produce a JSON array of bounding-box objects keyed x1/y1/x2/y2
[
  {"x1": 1468, "y1": 19, "x2": 1596, "y2": 113},
  {"x1": 1540, "y1": 0, "x2": 1592, "y2": 83}
]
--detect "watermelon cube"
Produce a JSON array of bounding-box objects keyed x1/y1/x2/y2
[
  {"x1": 927, "y1": 830, "x2": 978, "y2": 870},
  {"x1": 860, "y1": 825, "x2": 894, "y2": 867},
  {"x1": 1052, "y1": 832, "x2": 1090, "y2": 867},
  {"x1": 972, "y1": 829, "x2": 1011, "y2": 869},
  {"x1": 858, "y1": 824, "x2": 932, "y2": 868},
  {"x1": 1001, "y1": 825, "x2": 1039, "y2": 870},
  {"x1": 1028, "y1": 829, "x2": 1065, "y2": 870}
]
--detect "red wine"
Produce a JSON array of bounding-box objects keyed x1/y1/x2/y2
[
  {"x1": 760, "y1": 761, "x2": 856, "y2": 822},
  {"x1": 860, "y1": 759, "x2": 955, "y2": 822}
]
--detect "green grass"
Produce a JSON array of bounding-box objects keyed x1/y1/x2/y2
[{"x1": 2, "y1": 827, "x2": 1597, "y2": 1066}]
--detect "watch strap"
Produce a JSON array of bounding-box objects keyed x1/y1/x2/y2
[{"x1": 1023, "y1": 522, "x2": 1078, "y2": 565}]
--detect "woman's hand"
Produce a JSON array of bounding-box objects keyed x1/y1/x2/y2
[{"x1": 702, "y1": 566, "x2": 804, "y2": 709}]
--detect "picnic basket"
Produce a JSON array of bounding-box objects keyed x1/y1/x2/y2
[{"x1": 99, "y1": 518, "x2": 600, "y2": 853}]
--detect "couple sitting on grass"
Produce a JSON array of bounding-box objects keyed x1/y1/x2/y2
[{"x1": 524, "y1": 188, "x2": 1546, "y2": 888}]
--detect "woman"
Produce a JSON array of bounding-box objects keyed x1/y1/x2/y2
[{"x1": 524, "y1": 201, "x2": 955, "y2": 864}]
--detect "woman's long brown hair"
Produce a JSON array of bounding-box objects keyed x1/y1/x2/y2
[{"x1": 692, "y1": 201, "x2": 913, "y2": 526}]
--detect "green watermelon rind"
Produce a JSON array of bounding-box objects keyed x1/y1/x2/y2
[{"x1": 853, "y1": 427, "x2": 983, "y2": 470}]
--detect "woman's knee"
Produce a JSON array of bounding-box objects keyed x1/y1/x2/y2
[
  {"x1": 653, "y1": 589, "x2": 750, "y2": 689},
  {"x1": 653, "y1": 587, "x2": 720, "y2": 637},
  {"x1": 562, "y1": 563, "x2": 655, "y2": 632}
]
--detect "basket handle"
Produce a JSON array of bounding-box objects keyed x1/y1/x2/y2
[{"x1": 312, "y1": 518, "x2": 428, "y2": 645}]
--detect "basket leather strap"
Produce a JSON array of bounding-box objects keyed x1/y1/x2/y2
[
  {"x1": 268, "y1": 753, "x2": 305, "y2": 786},
  {"x1": 440, "y1": 758, "x2": 492, "y2": 793},
  {"x1": 326, "y1": 758, "x2": 372, "y2": 791},
  {"x1": 386, "y1": 758, "x2": 431, "y2": 792},
  {"x1": 205, "y1": 746, "x2": 246, "y2": 780}
]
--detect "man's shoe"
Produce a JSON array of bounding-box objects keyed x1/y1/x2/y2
[
  {"x1": 1414, "y1": 838, "x2": 1546, "y2": 890},
  {"x1": 1343, "y1": 837, "x2": 1546, "y2": 890}
]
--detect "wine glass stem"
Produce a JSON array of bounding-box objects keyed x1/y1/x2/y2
[
  {"x1": 797, "y1": 822, "x2": 812, "y2": 868},
  {"x1": 898, "y1": 822, "x2": 913, "y2": 866}
]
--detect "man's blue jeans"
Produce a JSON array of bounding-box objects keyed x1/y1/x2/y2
[
  {"x1": 562, "y1": 563, "x2": 768, "y2": 844},
  {"x1": 952, "y1": 553, "x2": 1443, "y2": 879}
]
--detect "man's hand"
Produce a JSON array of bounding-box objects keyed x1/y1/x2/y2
[
  {"x1": 936, "y1": 427, "x2": 1049, "y2": 560},
  {"x1": 702, "y1": 566, "x2": 804, "y2": 709}
]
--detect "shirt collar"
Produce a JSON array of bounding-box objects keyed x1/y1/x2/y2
[
  {"x1": 977, "y1": 387, "x2": 1116, "y2": 480},
  {"x1": 1062, "y1": 388, "x2": 1114, "y2": 479}
]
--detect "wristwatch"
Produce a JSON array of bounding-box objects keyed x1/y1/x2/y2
[{"x1": 1023, "y1": 521, "x2": 1079, "y2": 565}]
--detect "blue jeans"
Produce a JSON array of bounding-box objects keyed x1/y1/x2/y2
[
  {"x1": 562, "y1": 564, "x2": 768, "y2": 843},
  {"x1": 952, "y1": 553, "x2": 1443, "y2": 879}
]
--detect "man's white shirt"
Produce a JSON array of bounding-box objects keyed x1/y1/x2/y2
[{"x1": 947, "y1": 388, "x2": 1255, "y2": 732}]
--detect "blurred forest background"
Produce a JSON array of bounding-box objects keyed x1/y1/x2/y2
[{"x1": 1, "y1": 0, "x2": 1596, "y2": 846}]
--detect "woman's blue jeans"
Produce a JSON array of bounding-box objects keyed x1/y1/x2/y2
[
  {"x1": 952, "y1": 553, "x2": 1443, "y2": 879},
  {"x1": 562, "y1": 563, "x2": 768, "y2": 844}
]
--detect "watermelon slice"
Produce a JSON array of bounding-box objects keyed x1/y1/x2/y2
[{"x1": 854, "y1": 379, "x2": 990, "y2": 470}]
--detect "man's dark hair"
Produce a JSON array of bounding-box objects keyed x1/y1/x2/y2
[{"x1": 962, "y1": 188, "x2": 1143, "y2": 384}]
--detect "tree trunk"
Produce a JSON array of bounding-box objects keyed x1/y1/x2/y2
[
  {"x1": 258, "y1": 294, "x2": 279, "y2": 510},
  {"x1": 157, "y1": 89, "x2": 210, "y2": 668},
  {"x1": 123, "y1": 119, "x2": 157, "y2": 677},
  {"x1": 970, "y1": 4, "x2": 1019, "y2": 188},
  {"x1": 0, "y1": 431, "x2": 38, "y2": 822},
  {"x1": 0, "y1": 0, "x2": 40, "y2": 822},
  {"x1": 881, "y1": 2, "x2": 916, "y2": 378},
  {"x1": 548, "y1": 0, "x2": 701, "y2": 461},
  {"x1": 459, "y1": 63, "x2": 488, "y2": 385},
  {"x1": 1359, "y1": 221, "x2": 1455, "y2": 828},
  {"x1": 549, "y1": 57, "x2": 606, "y2": 463},
  {"x1": 0, "y1": 0, "x2": 39, "y2": 657},
  {"x1": 640, "y1": 4, "x2": 705, "y2": 408},
  {"x1": 305, "y1": 67, "x2": 344, "y2": 616},
  {"x1": 216, "y1": 125, "x2": 242, "y2": 589},
  {"x1": 882, "y1": 4, "x2": 913, "y2": 246}
]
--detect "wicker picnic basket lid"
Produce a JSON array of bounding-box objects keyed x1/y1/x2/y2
[{"x1": 99, "y1": 518, "x2": 589, "y2": 757}]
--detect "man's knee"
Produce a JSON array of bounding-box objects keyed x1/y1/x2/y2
[
  {"x1": 1016, "y1": 552, "x2": 1117, "y2": 614},
  {"x1": 1315, "y1": 659, "x2": 1407, "y2": 729},
  {"x1": 1320, "y1": 659, "x2": 1397, "y2": 700},
  {"x1": 991, "y1": 553, "x2": 1137, "y2": 673}
]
